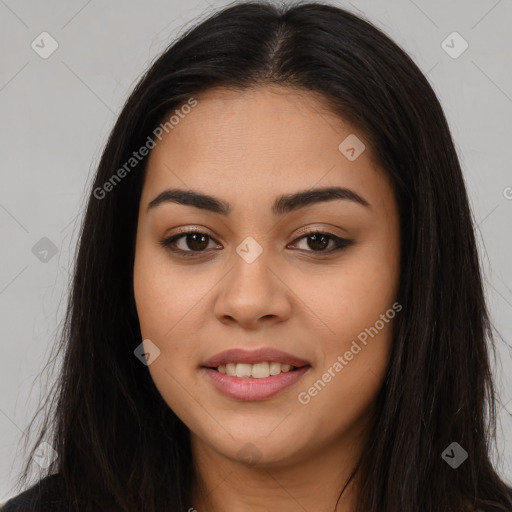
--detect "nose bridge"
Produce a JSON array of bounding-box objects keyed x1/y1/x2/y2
[
  {"x1": 233, "y1": 242, "x2": 271, "y2": 289},
  {"x1": 214, "y1": 237, "x2": 291, "y2": 326},
  {"x1": 228, "y1": 239, "x2": 275, "y2": 303}
]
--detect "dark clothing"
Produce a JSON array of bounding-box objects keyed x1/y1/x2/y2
[{"x1": 1, "y1": 475, "x2": 66, "y2": 512}]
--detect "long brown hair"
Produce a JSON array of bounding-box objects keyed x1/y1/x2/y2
[{"x1": 13, "y1": 2, "x2": 512, "y2": 511}]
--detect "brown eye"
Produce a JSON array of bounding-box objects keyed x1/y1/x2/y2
[
  {"x1": 161, "y1": 229, "x2": 353, "y2": 258},
  {"x1": 160, "y1": 231, "x2": 220, "y2": 256},
  {"x1": 305, "y1": 233, "x2": 330, "y2": 251},
  {"x1": 290, "y1": 231, "x2": 353, "y2": 253},
  {"x1": 182, "y1": 233, "x2": 209, "y2": 251}
]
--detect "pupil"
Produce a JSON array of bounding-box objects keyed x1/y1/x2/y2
[
  {"x1": 187, "y1": 233, "x2": 208, "y2": 251},
  {"x1": 308, "y1": 234, "x2": 328, "y2": 251}
]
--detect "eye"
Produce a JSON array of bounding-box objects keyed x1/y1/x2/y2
[
  {"x1": 160, "y1": 228, "x2": 353, "y2": 257},
  {"x1": 288, "y1": 230, "x2": 353, "y2": 253},
  {"x1": 160, "y1": 229, "x2": 221, "y2": 257}
]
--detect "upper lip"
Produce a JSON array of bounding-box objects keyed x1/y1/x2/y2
[{"x1": 202, "y1": 348, "x2": 310, "y2": 368}]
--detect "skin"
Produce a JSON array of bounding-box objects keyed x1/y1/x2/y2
[{"x1": 133, "y1": 85, "x2": 401, "y2": 512}]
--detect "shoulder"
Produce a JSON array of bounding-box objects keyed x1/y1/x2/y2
[{"x1": 1, "y1": 474, "x2": 65, "y2": 512}]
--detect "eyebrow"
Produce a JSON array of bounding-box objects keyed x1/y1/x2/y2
[{"x1": 146, "y1": 186, "x2": 371, "y2": 215}]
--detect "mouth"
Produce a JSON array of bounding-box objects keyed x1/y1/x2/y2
[
  {"x1": 201, "y1": 364, "x2": 310, "y2": 401},
  {"x1": 204, "y1": 361, "x2": 307, "y2": 379},
  {"x1": 200, "y1": 348, "x2": 311, "y2": 401},
  {"x1": 201, "y1": 347, "x2": 310, "y2": 369}
]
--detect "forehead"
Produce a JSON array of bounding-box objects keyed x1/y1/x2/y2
[{"x1": 142, "y1": 85, "x2": 392, "y2": 216}]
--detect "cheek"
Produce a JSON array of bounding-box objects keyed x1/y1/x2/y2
[
  {"x1": 294, "y1": 290, "x2": 396, "y2": 455},
  {"x1": 298, "y1": 237, "x2": 399, "y2": 410},
  {"x1": 133, "y1": 240, "x2": 193, "y2": 388},
  {"x1": 305, "y1": 240, "x2": 399, "y2": 349},
  {"x1": 133, "y1": 239, "x2": 209, "y2": 340},
  {"x1": 132, "y1": 237, "x2": 224, "y2": 401},
  {"x1": 133, "y1": 245, "x2": 202, "y2": 421}
]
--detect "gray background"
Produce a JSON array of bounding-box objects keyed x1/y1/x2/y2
[{"x1": 1, "y1": 0, "x2": 511, "y2": 502}]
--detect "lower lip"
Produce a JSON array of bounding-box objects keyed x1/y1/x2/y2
[{"x1": 203, "y1": 366, "x2": 310, "y2": 401}]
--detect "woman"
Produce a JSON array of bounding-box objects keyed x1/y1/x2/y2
[{"x1": 3, "y1": 1, "x2": 512, "y2": 511}]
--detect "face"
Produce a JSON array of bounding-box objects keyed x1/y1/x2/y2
[{"x1": 133, "y1": 85, "x2": 401, "y2": 468}]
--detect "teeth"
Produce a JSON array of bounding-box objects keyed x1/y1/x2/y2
[
  {"x1": 216, "y1": 362, "x2": 296, "y2": 378},
  {"x1": 269, "y1": 362, "x2": 281, "y2": 375},
  {"x1": 251, "y1": 362, "x2": 270, "y2": 378},
  {"x1": 236, "y1": 363, "x2": 252, "y2": 378}
]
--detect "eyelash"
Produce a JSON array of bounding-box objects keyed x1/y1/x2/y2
[{"x1": 159, "y1": 228, "x2": 353, "y2": 258}]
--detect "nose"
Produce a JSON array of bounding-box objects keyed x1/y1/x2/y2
[{"x1": 213, "y1": 248, "x2": 292, "y2": 330}]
